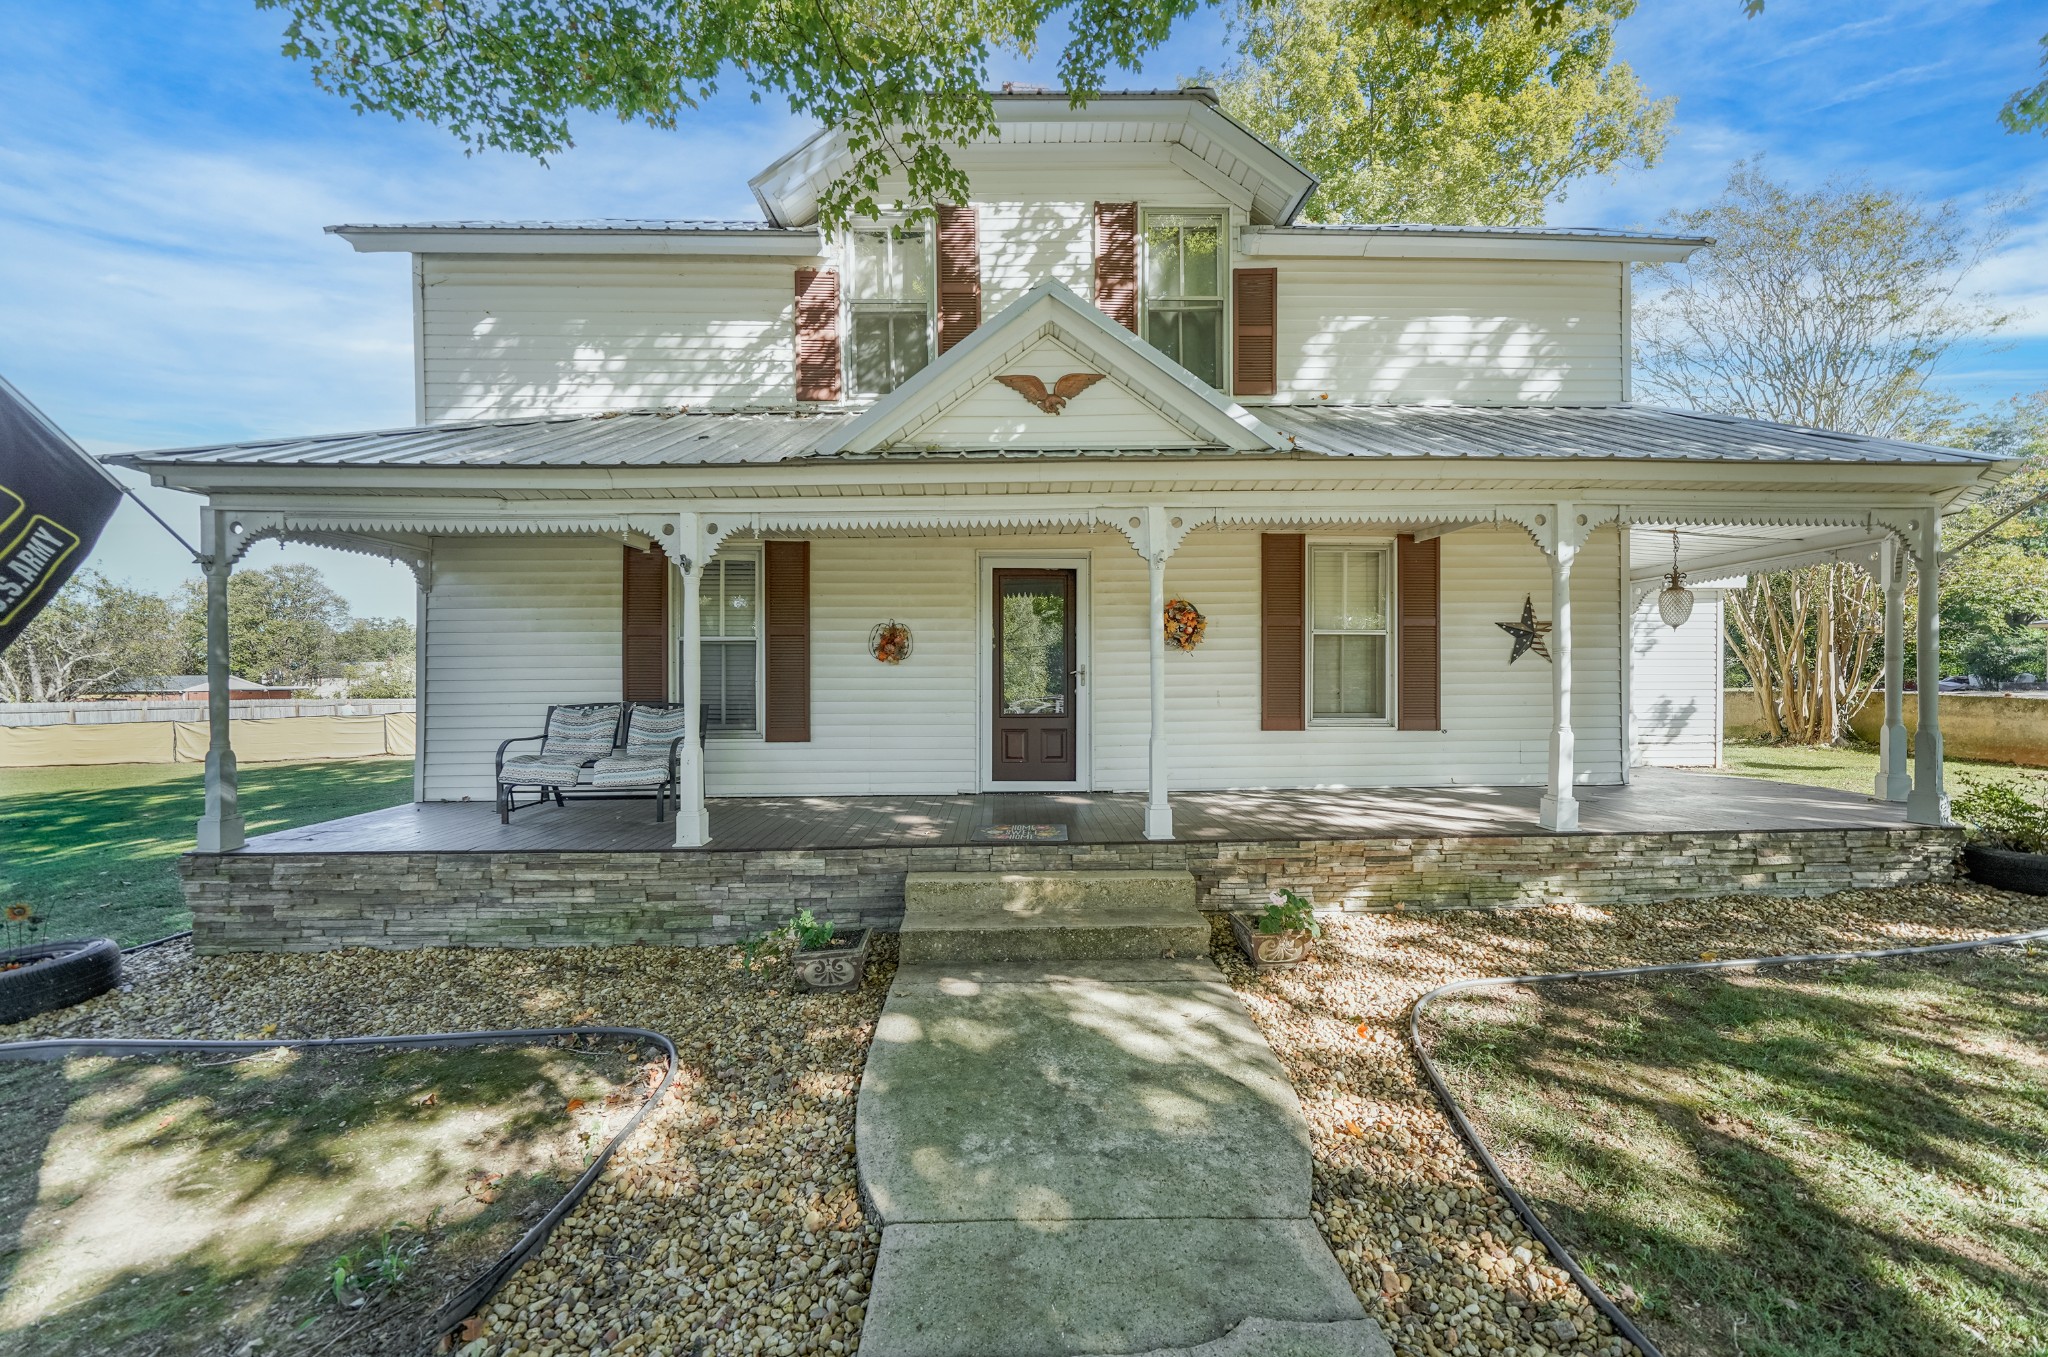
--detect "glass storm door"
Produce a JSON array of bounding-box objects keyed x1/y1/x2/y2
[{"x1": 992, "y1": 569, "x2": 1078, "y2": 782}]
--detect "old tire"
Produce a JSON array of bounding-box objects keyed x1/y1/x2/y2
[
  {"x1": 0, "y1": 938, "x2": 122, "y2": 1026},
  {"x1": 1962, "y1": 845, "x2": 2048, "y2": 897}
]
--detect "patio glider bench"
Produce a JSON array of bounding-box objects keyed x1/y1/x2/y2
[{"x1": 495, "y1": 701, "x2": 698, "y2": 823}]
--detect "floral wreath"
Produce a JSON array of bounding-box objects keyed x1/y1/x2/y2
[
  {"x1": 1163, "y1": 598, "x2": 1207, "y2": 652},
  {"x1": 869, "y1": 620, "x2": 913, "y2": 664}
]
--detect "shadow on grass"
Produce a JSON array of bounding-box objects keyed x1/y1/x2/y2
[
  {"x1": 0, "y1": 1042, "x2": 623, "y2": 1356},
  {"x1": 0, "y1": 759, "x2": 412, "y2": 944},
  {"x1": 1425, "y1": 950, "x2": 2048, "y2": 1357}
]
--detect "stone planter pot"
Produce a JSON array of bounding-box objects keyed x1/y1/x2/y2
[
  {"x1": 791, "y1": 929, "x2": 871, "y2": 993},
  {"x1": 1962, "y1": 844, "x2": 2048, "y2": 896},
  {"x1": 1229, "y1": 913, "x2": 1314, "y2": 971},
  {"x1": 0, "y1": 938, "x2": 122, "y2": 1026}
]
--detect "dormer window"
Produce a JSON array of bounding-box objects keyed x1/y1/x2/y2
[
  {"x1": 849, "y1": 227, "x2": 933, "y2": 396},
  {"x1": 1142, "y1": 211, "x2": 1224, "y2": 388}
]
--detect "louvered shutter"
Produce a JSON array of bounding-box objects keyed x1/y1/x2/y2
[
  {"x1": 1093, "y1": 202, "x2": 1139, "y2": 331},
  {"x1": 621, "y1": 545, "x2": 669, "y2": 703},
  {"x1": 935, "y1": 205, "x2": 981, "y2": 353},
  {"x1": 1232, "y1": 268, "x2": 1278, "y2": 396},
  {"x1": 1260, "y1": 534, "x2": 1306, "y2": 731},
  {"x1": 763, "y1": 540, "x2": 810, "y2": 742},
  {"x1": 793, "y1": 268, "x2": 841, "y2": 402},
  {"x1": 1396, "y1": 534, "x2": 1441, "y2": 731}
]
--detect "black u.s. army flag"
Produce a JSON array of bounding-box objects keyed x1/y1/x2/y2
[{"x1": 0, "y1": 375, "x2": 122, "y2": 656}]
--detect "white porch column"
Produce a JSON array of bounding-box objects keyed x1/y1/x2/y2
[
  {"x1": 1539, "y1": 506, "x2": 1579, "y2": 832},
  {"x1": 195, "y1": 510, "x2": 244, "y2": 853},
  {"x1": 1876, "y1": 537, "x2": 1911, "y2": 803},
  {"x1": 1144, "y1": 505, "x2": 1173, "y2": 841},
  {"x1": 1906, "y1": 511, "x2": 1949, "y2": 825},
  {"x1": 673, "y1": 512, "x2": 712, "y2": 848}
]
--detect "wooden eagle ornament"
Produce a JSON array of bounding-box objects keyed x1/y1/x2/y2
[{"x1": 995, "y1": 373, "x2": 1106, "y2": 414}]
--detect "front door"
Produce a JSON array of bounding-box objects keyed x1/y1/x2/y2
[{"x1": 991, "y1": 568, "x2": 1078, "y2": 782}]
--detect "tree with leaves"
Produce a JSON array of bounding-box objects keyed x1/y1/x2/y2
[
  {"x1": 0, "y1": 572, "x2": 183, "y2": 703},
  {"x1": 1634, "y1": 164, "x2": 2009, "y2": 744},
  {"x1": 260, "y1": 0, "x2": 1601, "y2": 229},
  {"x1": 1215, "y1": 0, "x2": 1668, "y2": 224},
  {"x1": 176, "y1": 563, "x2": 414, "y2": 688},
  {"x1": 1927, "y1": 396, "x2": 2048, "y2": 685}
]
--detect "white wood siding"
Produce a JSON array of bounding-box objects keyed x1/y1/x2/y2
[
  {"x1": 1631, "y1": 589, "x2": 1725, "y2": 767},
  {"x1": 419, "y1": 255, "x2": 800, "y2": 420},
  {"x1": 422, "y1": 535, "x2": 621, "y2": 800},
  {"x1": 419, "y1": 528, "x2": 1626, "y2": 800},
  {"x1": 1265, "y1": 259, "x2": 1625, "y2": 405}
]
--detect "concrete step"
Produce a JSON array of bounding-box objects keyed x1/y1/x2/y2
[
  {"x1": 899, "y1": 870, "x2": 1207, "y2": 964},
  {"x1": 859, "y1": 1217, "x2": 1381, "y2": 1357}
]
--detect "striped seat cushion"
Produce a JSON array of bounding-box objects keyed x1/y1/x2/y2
[
  {"x1": 586, "y1": 754, "x2": 671, "y2": 789},
  {"x1": 498, "y1": 753, "x2": 589, "y2": 787},
  {"x1": 540, "y1": 703, "x2": 622, "y2": 761},
  {"x1": 624, "y1": 703, "x2": 694, "y2": 755}
]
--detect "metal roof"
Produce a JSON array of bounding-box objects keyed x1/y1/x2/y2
[
  {"x1": 327, "y1": 219, "x2": 794, "y2": 235},
  {"x1": 107, "y1": 404, "x2": 2001, "y2": 471},
  {"x1": 1275, "y1": 222, "x2": 1712, "y2": 247}
]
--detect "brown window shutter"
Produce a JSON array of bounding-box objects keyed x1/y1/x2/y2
[
  {"x1": 621, "y1": 545, "x2": 669, "y2": 703},
  {"x1": 1232, "y1": 267, "x2": 1278, "y2": 396},
  {"x1": 793, "y1": 268, "x2": 841, "y2": 402},
  {"x1": 1260, "y1": 533, "x2": 1306, "y2": 731},
  {"x1": 763, "y1": 540, "x2": 811, "y2": 742},
  {"x1": 1094, "y1": 202, "x2": 1139, "y2": 331},
  {"x1": 935, "y1": 205, "x2": 981, "y2": 353},
  {"x1": 1396, "y1": 534, "x2": 1441, "y2": 731}
]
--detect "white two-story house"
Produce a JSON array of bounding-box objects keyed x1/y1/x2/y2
[{"x1": 116, "y1": 90, "x2": 2004, "y2": 949}]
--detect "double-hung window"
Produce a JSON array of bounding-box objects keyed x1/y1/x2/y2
[
  {"x1": 848, "y1": 226, "x2": 933, "y2": 396},
  {"x1": 1309, "y1": 545, "x2": 1391, "y2": 721},
  {"x1": 1142, "y1": 211, "x2": 1224, "y2": 387},
  {"x1": 695, "y1": 552, "x2": 760, "y2": 734}
]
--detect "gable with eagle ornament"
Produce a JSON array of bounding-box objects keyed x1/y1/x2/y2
[{"x1": 994, "y1": 373, "x2": 1105, "y2": 414}]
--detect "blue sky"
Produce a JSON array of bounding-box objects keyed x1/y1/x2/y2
[{"x1": 2, "y1": 0, "x2": 2044, "y2": 619}]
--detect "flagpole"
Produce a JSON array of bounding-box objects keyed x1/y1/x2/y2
[{"x1": 0, "y1": 373, "x2": 200, "y2": 562}]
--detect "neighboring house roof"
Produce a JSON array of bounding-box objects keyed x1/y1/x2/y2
[
  {"x1": 109, "y1": 675, "x2": 281, "y2": 694},
  {"x1": 107, "y1": 404, "x2": 2003, "y2": 470}
]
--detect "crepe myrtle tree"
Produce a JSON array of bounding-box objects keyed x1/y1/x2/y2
[{"x1": 259, "y1": 0, "x2": 1591, "y2": 230}]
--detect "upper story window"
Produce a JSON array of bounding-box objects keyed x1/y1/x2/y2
[
  {"x1": 848, "y1": 227, "x2": 933, "y2": 396},
  {"x1": 1309, "y1": 545, "x2": 1391, "y2": 721},
  {"x1": 1142, "y1": 211, "x2": 1224, "y2": 388}
]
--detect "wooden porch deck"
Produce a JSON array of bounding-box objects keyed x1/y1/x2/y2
[{"x1": 237, "y1": 767, "x2": 1906, "y2": 855}]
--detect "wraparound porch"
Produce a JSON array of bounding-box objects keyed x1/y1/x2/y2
[{"x1": 180, "y1": 770, "x2": 1963, "y2": 953}]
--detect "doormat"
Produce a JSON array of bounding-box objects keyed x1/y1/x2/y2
[{"x1": 973, "y1": 823, "x2": 1070, "y2": 842}]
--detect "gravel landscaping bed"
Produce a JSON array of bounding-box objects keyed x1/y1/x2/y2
[
  {"x1": 2, "y1": 936, "x2": 897, "y2": 1357},
  {"x1": 1212, "y1": 882, "x2": 2048, "y2": 1357}
]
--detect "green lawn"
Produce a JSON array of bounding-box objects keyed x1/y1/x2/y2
[
  {"x1": 1720, "y1": 739, "x2": 2048, "y2": 799},
  {"x1": 1424, "y1": 947, "x2": 2048, "y2": 1357},
  {"x1": 0, "y1": 760, "x2": 413, "y2": 946}
]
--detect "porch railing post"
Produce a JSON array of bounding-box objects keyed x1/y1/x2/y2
[
  {"x1": 195, "y1": 509, "x2": 244, "y2": 853},
  {"x1": 1876, "y1": 536, "x2": 1911, "y2": 802},
  {"x1": 1144, "y1": 505, "x2": 1173, "y2": 841},
  {"x1": 1906, "y1": 510, "x2": 1949, "y2": 825},
  {"x1": 674, "y1": 511, "x2": 712, "y2": 848},
  {"x1": 1539, "y1": 505, "x2": 1578, "y2": 832}
]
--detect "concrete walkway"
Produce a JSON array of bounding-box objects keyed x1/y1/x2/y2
[{"x1": 855, "y1": 939, "x2": 1391, "y2": 1355}]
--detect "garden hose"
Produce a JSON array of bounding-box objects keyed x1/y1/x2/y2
[
  {"x1": 121, "y1": 930, "x2": 193, "y2": 953},
  {"x1": 1407, "y1": 925, "x2": 2048, "y2": 1357},
  {"x1": 0, "y1": 1024, "x2": 680, "y2": 1344}
]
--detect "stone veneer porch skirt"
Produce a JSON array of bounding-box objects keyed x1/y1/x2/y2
[{"x1": 182, "y1": 821, "x2": 1962, "y2": 954}]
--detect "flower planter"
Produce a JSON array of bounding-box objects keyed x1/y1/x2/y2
[
  {"x1": 1962, "y1": 844, "x2": 2048, "y2": 896},
  {"x1": 1230, "y1": 912, "x2": 1314, "y2": 971},
  {"x1": 791, "y1": 929, "x2": 871, "y2": 993},
  {"x1": 0, "y1": 938, "x2": 122, "y2": 1026}
]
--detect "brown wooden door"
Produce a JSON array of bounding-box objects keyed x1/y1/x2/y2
[{"x1": 992, "y1": 569, "x2": 1078, "y2": 782}]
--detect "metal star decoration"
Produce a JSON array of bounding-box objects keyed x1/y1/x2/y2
[{"x1": 1496, "y1": 594, "x2": 1553, "y2": 664}]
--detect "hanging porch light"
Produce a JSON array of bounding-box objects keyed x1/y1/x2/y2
[{"x1": 1658, "y1": 529, "x2": 1694, "y2": 628}]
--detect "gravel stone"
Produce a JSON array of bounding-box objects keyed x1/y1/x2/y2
[
  {"x1": 3, "y1": 933, "x2": 897, "y2": 1357},
  {"x1": 1210, "y1": 882, "x2": 2048, "y2": 1357}
]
